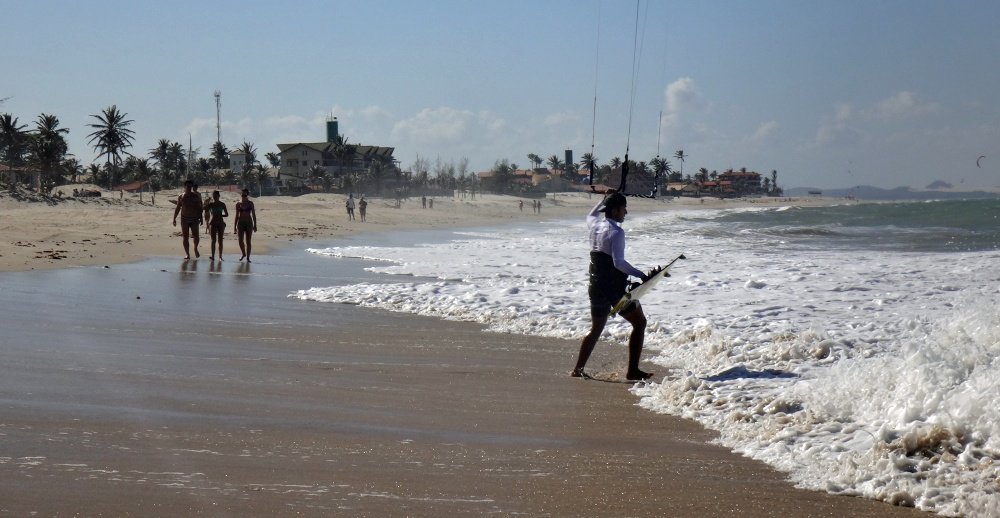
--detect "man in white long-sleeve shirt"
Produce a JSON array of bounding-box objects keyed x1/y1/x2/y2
[{"x1": 572, "y1": 192, "x2": 653, "y2": 381}]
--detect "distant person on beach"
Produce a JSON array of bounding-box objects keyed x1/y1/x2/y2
[
  {"x1": 422, "y1": 195, "x2": 426, "y2": 208},
  {"x1": 172, "y1": 180, "x2": 203, "y2": 260},
  {"x1": 519, "y1": 200, "x2": 524, "y2": 211},
  {"x1": 359, "y1": 196, "x2": 368, "y2": 222},
  {"x1": 203, "y1": 190, "x2": 229, "y2": 261},
  {"x1": 234, "y1": 189, "x2": 257, "y2": 262},
  {"x1": 429, "y1": 198, "x2": 433, "y2": 209},
  {"x1": 572, "y1": 191, "x2": 653, "y2": 381},
  {"x1": 346, "y1": 194, "x2": 356, "y2": 221}
]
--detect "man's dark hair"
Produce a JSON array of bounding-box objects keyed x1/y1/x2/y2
[{"x1": 602, "y1": 193, "x2": 627, "y2": 213}]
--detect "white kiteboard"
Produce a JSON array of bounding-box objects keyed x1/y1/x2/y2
[{"x1": 609, "y1": 254, "x2": 686, "y2": 316}]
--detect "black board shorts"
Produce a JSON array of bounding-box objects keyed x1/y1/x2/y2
[{"x1": 589, "y1": 251, "x2": 631, "y2": 316}]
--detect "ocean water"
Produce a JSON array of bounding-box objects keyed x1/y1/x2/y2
[{"x1": 292, "y1": 199, "x2": 1000, "y2": 516}]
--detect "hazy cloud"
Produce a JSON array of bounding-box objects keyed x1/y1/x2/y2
[
  {"x1": 874, "y1": 91, "x2": 939, "y2": 120},
  {"x1": 665, "y1": 77, "x2": 701, "y2": 112},
  {"x1": 816, "y1": 103, "x2": 861, "y2": 146},
  {"x1": 391, "y1": 107, "x2": 506, "y2": 145},
  {"x1": 543, "y1": 110, "x2": 581, "y2": 126},
  {"x1": 660, "y1": 77, "x2": 705, "y2": 139},
  {"x1": 747, "y1": 120, "x2": 779, "y2": 145}
]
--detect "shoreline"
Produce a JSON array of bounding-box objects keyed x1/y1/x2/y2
[
  {"x1": 0, "y1": 187, "x2": 852, "y2": 273},
  {"x1": 0, "y1": 191, "x2": 923, "y2": 515}
]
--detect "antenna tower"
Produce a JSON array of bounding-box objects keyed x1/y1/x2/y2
[{"x1": 213, "y1": 90, "x2": 222, "y2": 143}]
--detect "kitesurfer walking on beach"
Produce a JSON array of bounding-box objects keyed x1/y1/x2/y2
[{"x1": 572, "y1": 191, "x2": 653, "y2": 381}]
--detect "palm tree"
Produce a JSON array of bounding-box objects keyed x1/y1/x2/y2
[
  {"x1": 237, "y1": 140, "x2": 258, "y2": 188},
  {"x1": 265, "y1": 152, "x2": 280, "y2": 169},
  {"x1": 254, "y1": 163, "x2": 269, "y2": 196},
  {"x1": 673, "y1": 150, "x2": 686, "y2": 178},
  {"x1": 29, "y1": 114, "x2": 70, "y2": 191},
  {"x1": 609, "y1": 156, "x2": 622, "y2": 170},
  {"x1": 546, "y1": 154, "x2": 563, "y2": 173},
  {"x1": 196, "y1": 158, "x2": 213, "y2": 186},
  {"x1": 87, "y1": 105, "x2": 135, "y2": 190},
  {"x1": 652, "y1": 157, "x2": 672, "y2": 176},
  {"x1": 132, "y1": 157, "x2": 153, "y2": 202},
  {"x1": 85, "y1": 163, "x2": 102, "y2": 185},
  {"x1": 150, "y1": 139, "x2": 172, "y2": 185},
  {"x1": 580, "y1": 152, "x2": 597, "y2": 173},
  {"x1": 770, "y1": 169, "x2": 779, "y2": 195},
  {"x1": 308, "y1": 164, "x2": 327, "y2": 191},
  {"x1": 490, "y1": 159, "x2": 513, "y2": 193},
  {"x1": 64, "y1": 157, "x2": 83, "y2": 184},
  {"x1": 697, "y1": 167, "x2": 709, "y2": 183},
  {"x1": 330, "y1": 134, "x2": 356, "y2": 175},
  {"x1": 211, "y1": 141, "x2": 229, "y2": 169},
  {"x1": 0, "y1": 113, "x2": 29, "y2": 188},
  {"x1": 169, "y1": 141, "x2": 186, "y2": 183},
  {"x1": 527, "y1": 153, "x2": 542, "y2": 170}
]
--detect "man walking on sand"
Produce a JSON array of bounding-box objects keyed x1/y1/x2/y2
[
  {"x1": 572, "y1": 191, "x2": 653, "y2": 381},
  {"x1": 172, "y1": 180, "x2": 203, "y2": 260}
]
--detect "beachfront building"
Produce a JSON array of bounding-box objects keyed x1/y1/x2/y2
[
  {"x1": 229, "y1": 150, "x2": 246, "y2": 175},
  {"x1": 275, "y1": 117, "x2": 397, "y2": 192},
  {"x1": 692, "y1": 169, "x2": 763, "y2": 197},
  {"x1": 718, "y1": 170, "x2": 763, "y2": 196},
  {"x1": 477, "y1": 168, "x2": 577, "y2": 193}
]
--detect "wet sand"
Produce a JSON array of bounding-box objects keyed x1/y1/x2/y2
[{"x1": 0, "y1": 240, "x2": 926, "y2": 516}]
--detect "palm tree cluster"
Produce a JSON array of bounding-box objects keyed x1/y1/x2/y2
[
  {"x1": 3, "y1": 103, "x2": 783, "y2": 200},
  {"x1": 487, "y1": 149, "x2": 782, "y2": 197},
  {"x1": 1, "y1": 105, "x2": 274, "y2": 197},
  {"x1": 1, "y1": 112, "x2": 74, "y2": 192}
]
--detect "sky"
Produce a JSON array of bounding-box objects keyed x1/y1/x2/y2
[{"x1": 3, "y1": 0, "x2": 999, "y2": 190}]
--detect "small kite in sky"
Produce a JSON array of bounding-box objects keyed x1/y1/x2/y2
[{"x1": 977, "y1": 155, "x2": 986, "y2": 168}]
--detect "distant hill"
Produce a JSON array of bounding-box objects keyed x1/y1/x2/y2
[{"x1": 786, "y1": 185, "x2": 1000, "y2": 201}]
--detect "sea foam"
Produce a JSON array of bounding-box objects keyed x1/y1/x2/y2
[{"x1": 293, "y1": 205, "x2": 1000, "y2": 516}]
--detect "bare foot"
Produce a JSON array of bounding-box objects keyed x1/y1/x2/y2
[
  {"x1": 239, "y1": 254, "x2": 245, "y2": 262},
  {"x1": 194, "y1": 249, "x2": 200, "y2": 258},
  {"x1": 570, "y1": 368, "x2": 585, "y2": 378},
  {"x1": 209, "y1": 256, "x2": 214, "y2": 261},
  {"x1": 625, "y1": 369, "x2": 654, "y2": 381},
  {"x1": 183, "y1": 255, "x2": 190, "y2": 260},
  {"x1": 219, "y1": 256, "x2": 223, "y2": 261},
  {"x1": 246, "y1": 257, "x2": 251, "y2": 263}
]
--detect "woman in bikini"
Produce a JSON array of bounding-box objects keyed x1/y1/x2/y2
[
  {"x1": 234, "y1": 189, "x2": 257, "y2": 262},
  {"x1": 203, "y1": 190, "x2": 229, "y2": 261}
]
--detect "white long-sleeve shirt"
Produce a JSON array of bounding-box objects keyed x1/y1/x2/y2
[{"x1": 586, "y1": 199, "x2": 644, "y2": 278}]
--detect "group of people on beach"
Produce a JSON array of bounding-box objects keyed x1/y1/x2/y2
[
  {"x1": 518, "y1": 199, "x2": 543, "y2": 213},
  {"x1": 172, "y1": 180, "x2": 651, "y2": 381},
  {"x1": 345, "y1": 194, "x2": 368, "y2": 222},
  {"x1": 172, "y1": 180, "x2": 257, "y2": 262}
]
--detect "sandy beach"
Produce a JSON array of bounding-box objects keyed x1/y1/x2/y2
[
  {"x1": 0, "y1": 186, "x2": 844, "y2": 272},
  {"x1": 0, "y1": 189, "x2": 923, "y2": 516}
]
